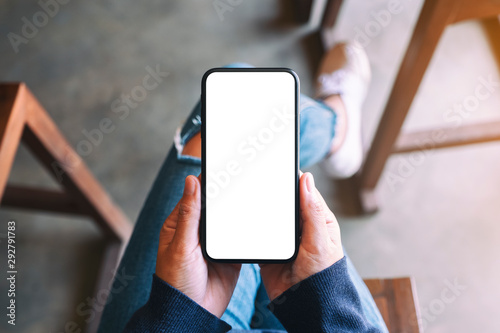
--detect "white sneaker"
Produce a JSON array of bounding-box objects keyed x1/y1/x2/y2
[{"x1": 315, "y1": 41, "x2": 371, "y2": 179}]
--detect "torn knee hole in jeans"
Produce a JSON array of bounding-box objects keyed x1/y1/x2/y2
[{"x1": 174, "y1": 126, "x2": 201, "y2": 162}]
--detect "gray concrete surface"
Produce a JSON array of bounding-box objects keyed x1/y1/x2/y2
[{"x1": 0, "y1": 0, "x2": 499, "y2": 332}]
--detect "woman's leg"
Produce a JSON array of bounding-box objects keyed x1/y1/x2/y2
[{"x1": 299, "y1": 94, "x2": 337, "y2": 168}]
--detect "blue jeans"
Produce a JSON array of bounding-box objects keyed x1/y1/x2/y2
[{"x1": 98, "y1": 65, "x2": 388, "y2": 333}]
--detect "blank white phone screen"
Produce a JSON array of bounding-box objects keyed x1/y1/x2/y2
[{"x1": 205, "y1": 71, "x2": 297, "y2": 261}]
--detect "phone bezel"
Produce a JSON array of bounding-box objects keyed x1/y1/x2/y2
[{"x1": 200, "y1": 67, "x2": 300, "y2": 264}]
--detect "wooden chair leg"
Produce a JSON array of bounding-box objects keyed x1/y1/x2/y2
[
  {"x1": 0, "y1": 84, "x2": 26, "y2": 198},
  {"x1": 321, "y1": 0, "x2": 344, "y2": 29},
  {"x1": 481, "y1": 16, "x2": 500, "y2": 72},
  {"x1": 0, "y1": 83, "x2": 132, "y2": 333},
  {"x1": 354, "y1": 0, "x2": 454, "y2": 213},
  {"x1": 453, "y1": 0, "x2": 500, "y2": 23},
  {"x1": 22, "y1": 87, "x2": 131, "y2": 241}
]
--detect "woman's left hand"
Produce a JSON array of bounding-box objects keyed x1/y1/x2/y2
[{"x1": 155, "y1": 175, "x2": 241, "y2": 318}]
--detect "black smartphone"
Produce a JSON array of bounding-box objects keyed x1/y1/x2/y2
[{"x1": 201, "y1": 68, "x2": 299, "y2": 263}]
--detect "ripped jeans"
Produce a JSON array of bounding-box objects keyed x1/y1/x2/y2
[{"x1": 98, "y1": 66, "x2": 388, "y2": 333}]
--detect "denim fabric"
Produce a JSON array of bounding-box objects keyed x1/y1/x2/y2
[{"x1": 98, "y1": 64, "x2": 387, "y2": 333}]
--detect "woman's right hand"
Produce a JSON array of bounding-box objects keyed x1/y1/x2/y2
[{"x1": 259, "y1": 172, "x2": 344, "y2": 301}]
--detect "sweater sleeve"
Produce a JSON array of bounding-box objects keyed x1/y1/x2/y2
[
  {"x1": 267, "y1": 257, "x2": 383, "y2": 333},
  {"x1": 124, "y1": 274, "x2": 232, "y2": 333}
]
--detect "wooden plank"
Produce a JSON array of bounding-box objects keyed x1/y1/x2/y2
[
  {"x1": 22, "y1": 88, "x2": 132, "y2": 242},
  {"x1": 0, "y1": 83, "x2": 25, "y2": 201},
  {"x1": 1, "y1": 185, "x2": 87, "y2": 215},
  {"x1": 364, "y1": 277, "x2": 422, "y2": 333},
  {"x1": 393, "y1": 121, "x2": 500, "y2": 154},
  {"x1": 394, "y1": 278, "x2": 422, "y2": 333},
  {"x1": 373, "y1": 297, "x2": 391, "y2": 332}
]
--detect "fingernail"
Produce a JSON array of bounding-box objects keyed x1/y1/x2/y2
[
  {"x1": 306, "y1": 173, "x2": 315, "y2": 193},
  {"x1": 184, "y1": 176, "x2": 196, "y2": 196}
]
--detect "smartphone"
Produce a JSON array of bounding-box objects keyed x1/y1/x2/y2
[{"x1": 201, "y1": 68, "x2": 299, "y2": 263}]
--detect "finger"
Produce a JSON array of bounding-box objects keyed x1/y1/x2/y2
[
  {"x1": 309, "y1": 181, "x2": 341, "y2": 247},
  {"x1": 300, "y1": 170, "x2": 336, "y2": 224},
  {"x1": 307, "y1": 185, "x2": 339, "y2": 244},
  {"x1": 299, "y1": 173, "x2": 328, "y2": 244},
  {"x1": 317, "y1": 191, "x2": 341, "y2": 246},
  {"x1": 297, "y1": 170, "x2": 304, "y2": 234},
  {"x1": 298, "y1": 191, "x2": 335, "y2": 242},
  {"x1": 314, "y1": 187, "x2": 337, "y2": 225},
  {"x1": 298, "y1": 171, "x2": 333, "y2": 223},
  {"x1": 172, "y1": 175, "x2": 201, "y2": 248},
  {"x1": 160, "y1": 201, "x2": 181, "y2": 246}
]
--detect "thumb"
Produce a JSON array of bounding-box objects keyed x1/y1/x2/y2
[
  {"x1": 299, "y1": 173, "x2": 327, "y2": 245},
  {"x1": 172, "y1": 175, "x2": 201, "y2": 248}
]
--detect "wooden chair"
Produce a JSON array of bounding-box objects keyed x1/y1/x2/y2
[
  {"x1": 297, "y1": 0, "x2": 500, "y2": 213},
  {"x1": 294, "y1": 3, "x2": 424, "y2": 331},
  {"x1": 0, "y1": 83, "x2": 132, "y2": 333},
  {"x1": 364, "y1": 277, "x2": 422, "y2": 333}
]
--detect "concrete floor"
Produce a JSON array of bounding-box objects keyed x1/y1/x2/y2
[{"x1": 1, "y1": 0, "x2": 499, "y2": 332}]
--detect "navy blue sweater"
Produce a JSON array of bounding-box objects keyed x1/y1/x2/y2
[{"x1": 124, "y1": 257, "x2": 382, "y2": 332}]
